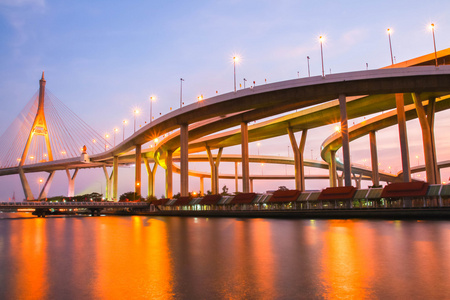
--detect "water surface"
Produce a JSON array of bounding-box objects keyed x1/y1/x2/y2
[{"x1": 1, "y1": 213, "x2": 449, "y2": 299}]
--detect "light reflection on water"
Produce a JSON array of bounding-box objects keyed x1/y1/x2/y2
[{"x1": 1, "y1": 213, "x2": 450, "y2": 299}]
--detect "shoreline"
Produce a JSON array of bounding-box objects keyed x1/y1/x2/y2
[{"x1": 111, "y1": 207, "x2": 450, "y2": 220}]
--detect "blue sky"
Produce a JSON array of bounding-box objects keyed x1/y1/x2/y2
[{"x1": 0, "y1": 0, "x2": 449, "y2": 199}]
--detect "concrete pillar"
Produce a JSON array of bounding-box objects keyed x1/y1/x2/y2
[
  {"x1": 339, "y1": 94, "x2": 352, "y2": 186},
  {"x1": 102, "y1": 166, "x2": 113, "y2": 200},
  {"x1": 412, "y1": 93, "x2": 439, "y2": 184},
  {"x1": 337, "y1": 172, "x2": 344, "y2": 187},
  {"x1": 180, "y1": 123, "x2": 189, "y2": 197},
  {"x1": 19, "y1": 168, "x2": 34, "y2": 200},
  {"x1": 353, "y1": 173, "x2": 362, "y2": 189},
  {"x1": 38, "y1": 171, "x2": 55, "y2": 200},
  {"x1": 395, "y1": 93, "x2": 411, "y2": 182},
  {"x1": 235, "y1": 162, "x2": 239, "y2": 193},
  {"x1": 287, "y1": 127, "x2": 307, "y2": 191},
  {"x1": 200, "y1": 177, "x2": 204, "y2": 196},
  {"x1": 165, "y1": 150, "x2": 173, "y2": 198},
  {"x1": 66, "y1": 168, "x2": 79, "y2": 197},
  {"x1": 113, "y1": 156, "x2": 118, "y2": 201},
  {"x1": 427, "y1": 97, "x2": 440, "y2": 183},
  {"x1": 329, "y1": 150, "x2": 337, "y2": 187},
  {"x1": 135, "y1": 144, "x2": 142, "y2": 196},
  {"x1": 206, "y1": 146, "x2": 223, "y2": 194},
  {"x1": 144, "y1": 157, "x2": 158, "y2": 197},
  {"x1": 241, "y1": 122, "x2": 250, "y2": 192},
  {"x1": 369, "y1": 131, "x2": 380, "y2": 187}
]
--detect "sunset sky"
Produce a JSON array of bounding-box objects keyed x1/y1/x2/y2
[{"x1": 0, "y1": 0, "x2": 449, "y2": 200}]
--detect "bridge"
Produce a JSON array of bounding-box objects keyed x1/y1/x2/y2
[{"x1": 1, "y1": 48, "x2": 450, "y2": 203}]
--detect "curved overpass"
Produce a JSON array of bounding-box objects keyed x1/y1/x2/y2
[{"x1": 4, "y1": 63, "x2": 450, "y2": 199}]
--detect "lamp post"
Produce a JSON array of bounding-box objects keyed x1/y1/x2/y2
[
  {"x1": 319, "y1": 36, "x2": 325, "y2": 77},
  {"x1": 104, "y1": 134, "x2": 109, "y2": 151},
  {"x1": 133, "y1": 110, "x2": 139, "y2": 133},
  {"x1": 257, "y1": 142, "x2": 260, "y2": 155},
  {"x1": 113, "y1": 128, "x2": 118, "y2": 147},
  {"x1": 180, "y1": 78, "x2": 184, "y2": 108},
  {"x1": 122, "y1": 120, "x2": 127, "y2": 141},
  {"x1": 387, "y1": 28, "x2": 394, "y2": 65},
  {"x1": 430, "y1": 23, "x2": 438, "y2": 66},
  {"x1": 243, "y1": 78, "x2": 247, "y2": 88},
  {"x1": 233, "y1": 56, "x2": 238, "y2": 92},
  {"x1": 38, "y1": 178, "x2": 43, "y2": 196},
  {"x1": 307, "y1": 56, "x2": 310, "y2": 77},
  {"x1": 149, "y1": 96, "x2": 155, "y2": 123}
]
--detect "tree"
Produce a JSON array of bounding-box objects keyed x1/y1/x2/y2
[{"x1": 119, "y1": 191, "x2": 140, "y2": 201}]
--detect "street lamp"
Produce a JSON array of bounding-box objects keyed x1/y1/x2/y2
[
  {"x1": 133, "y1": 110, "x2": 139, "y2": 132},
  {"x1": 387, "y1": 28, "x2": 394, "y2": 65},
  {"x1": 149, "y1": 96, "x2": 156, "y2": 123},
  {"x1": 257, "y1": 142, "x2": 260, "y2": 155},
  {"x1": 113, "y1": 128, "x2": 118, "y2": 147},
  {"x1": 180, "y1": 78, "x2": 184, "y2": 108},
  {"x1": 243, "y1": 78, "x2": 247, "y2": 88},
  {"x1": 307, "y1": 56, "x2": 311, "y2": 77},
  {"x1": 38, "y1": 178, "x2": 43, "y2": 197},
  {"x1": 104, "y1": 133, "x2": 109, "y2": 151},
  {"x1": 122, "y1": 120, "x2": 127, "y2": 141},
  {"x1": 430, "y1": 23, "x2": 438, "y2": 66},
  {"x1": 319, "y1": 36, "x2": 325, "y2": 77},
  {"x1": 197, "y1": 95, "x2": 203, "y2": 101},
  {"x1": 233, "y1": 56, "x2": 239, "y2": 92}
]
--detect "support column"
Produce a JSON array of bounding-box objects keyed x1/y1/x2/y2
[
  {"x1": 206, "y1": 146, "x2": 223, "y2": 194},
  {"x1": 144, "y1": 157, "x2": 158, "y2": 197},
  {"x1": 113, "y1": 156, "x2": 118, "y2": 201},
  {"x1": 165, "y1": 150, "x2": 173, "y2": 198},
  {"x1": 200, "y1": 177, "x2": 204, "y2": 196},
  {"x1": 102, "y1": 166, "x2": 113, "y2": 200},
  {"x1": 241, "y1": 122, "x2": 250, "y2": 193},
  {"x1": 427, "y1": 97, "x2": 440, "y2": 183},
  {"x1": 329, "y1": 150, "x2": 337, "y2": 187},
  {"x1": 339, "y1": 94, "x2": 352, "y2": 186},
  {"x1": 369, "y1": 131, "x2": 380, "y2": 187},
  {"x1": 135, "y1": 144, "x2": 142, "y2": 196},
  {"x1": 180, "y1": 123, "x2": 189, "y2": 197},
  {"x1": 250, "y1": 178, "x2": 253, "y2": 193},
  {"x1": 38, "y1": 171, "x2": 55, "y2": 200},
  {"x1": 412, "y1": 93, "x2": 439, "y2": 184},
  {"x1": 287, "y1": 128, "x2": 307, "y2": 191},
  {"x1": 396, "y1": 93, "x2": 411, "y2": 182},
  {"x1": 66, "y1": 168, "x2": 79, "y2": 197},
  {"x1": 235, "y1": 162, "x2": 239, "y2": 193},
  {"x1": 19, "y1": 168, "x2": 34, "y2": 200}
]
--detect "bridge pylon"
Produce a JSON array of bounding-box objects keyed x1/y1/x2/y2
[{"x1": 19, "y1": 72, "x2": 54, "y2": 200}]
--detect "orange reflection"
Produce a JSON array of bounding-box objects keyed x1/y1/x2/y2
[
  {"x1": 251, "y1": 219, "x2": 275, "y2": 297},
  {"x1": 320, "y1": 220, "x2": 375, "y2": 299},
  {"x1": 94, "y1": 217, "x2": 173, "y2": 299},
  {"x1": 10, "y1": 216, "x2": 48, "y2": 299},
  {"x1": 227, "y1": 219, "x2": 275, "y2": 298}
]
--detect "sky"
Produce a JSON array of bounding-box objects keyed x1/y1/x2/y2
[{"x1": 0, "y1": 0, "x2": 449, "y2": 200}]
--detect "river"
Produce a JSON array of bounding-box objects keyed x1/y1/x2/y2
[{"x1": 1, "y1": 213, "x2": 449, "y2": 299}]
